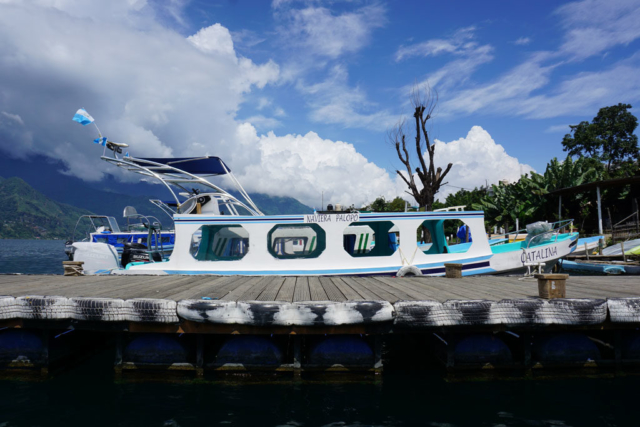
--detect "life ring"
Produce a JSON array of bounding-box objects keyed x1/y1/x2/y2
[{"x1": 396, "y1": 265, "x2": 423, "y2": 277}]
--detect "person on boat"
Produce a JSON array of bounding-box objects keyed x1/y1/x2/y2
[{"x1": 457, "y1": 224, "x2": 472, "y2": 243}]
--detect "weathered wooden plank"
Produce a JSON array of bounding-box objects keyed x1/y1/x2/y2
[
  {"x1": 0, "y1": 274, "x2": 638, "y2": 303},
  {"x1": 293, "y1": 277, "x2": 311, "y2": 302},
  {"x1": 443, "y1": 278, "x2": 537, "y2": 300},
  {"x1": 76, "y1": 276, "x2": 183, "y2": 298},
  {"x1": 165, "y1": 276, "x2": 238, "y2": 300},
  {"x1": 0, "y1": 275, "x2": 116, "y2": 292},
  {"x1": 403, "y1": 278, "x2": 489, "y2": 302},
  {"x1": 341, "y1": 277, "x2": 380, "y2": 300},
  {"x1": 353, "y1": 277, "x2": 400, "y2": 302},
  {"x1": 220, "y1": 277, "x2": 263, "y2": 301},
  {"x1": 130, "y1": 276, "x2": 219, "y2": 300},
  {"x1": 308, "y1": 276, "x2": 328, "y2": 301},
  {"x1": 4, "y1": 275, "x2": 162, "y2": 297},
  {"x1": 359, "y1": 277, "x2": 413, "y2": 302},
  {"x1": 99, "y1": 276, "x2": 198, "y2": 299},
  {"x1": 238, "y1": 277, "x2": 274, "y2": 301},
  {"x1": 372, "y1": 276, "x2": 436, "y2": 300},
  {"x1": 319, "y1": 276, "x2": 345, "y2": 301},
  {"x1": 330, "y1": 277, "x2": 364, "y2": 300},
  {"x1": 276, "y1": 277, "x2": 296, "y2": 302},
  {"x1": 255, "y1": 277, "x2": 285, "y2": 301},
  {"x1": 188, "y1": 276, "x2": 249, "y2": 300},
  {"x1": 374, "y1": 276, "x2": 460, "y2": 301}
]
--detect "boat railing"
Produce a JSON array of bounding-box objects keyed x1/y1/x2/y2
[
  {"x1": 68, "y1": 215, "x2": 121, "y2": 243},
  {"x1": 525, "y1": 219, "x2": 574, "y2": 249},
  {"x1": 102, "y1": 154, "x2": 263, "y2": 217}
]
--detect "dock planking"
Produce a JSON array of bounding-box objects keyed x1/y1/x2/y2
[{"x1": 0, "y1": 274, "x2": 637, "y2": 303}]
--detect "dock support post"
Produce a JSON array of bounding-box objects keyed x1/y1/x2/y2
[
  {"x1": 293, "y1": 335, "x2": 302, "y2": 379},
  {"x1": 522, "y1": 332, "x2": 532, "y2": 377},
  {"x1": 614, "y1": 330, "x2": 622, "y2": 372},
  {"x1": 374, "y1": 335, "x2": 383, "y2": 375},
  {"x1": 597, "y1": 186, "x2": 603, "y2": 235},
  {"x1": 445, "y1": 333, "x2": 455, "y2": 369},
  {"x1": 114, "y1": 332, "x2": 123, "y2": 376},
  {"x1": 40, "y1": 330, "x2": 49, "y2": 377},
  {"x1": 196, "y1": 335, "x2": 204, "y2": 378}
]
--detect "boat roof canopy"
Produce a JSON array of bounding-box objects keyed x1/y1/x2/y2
[{"x1": 132, "y1": 156, "x2": 230, "y2": 176}]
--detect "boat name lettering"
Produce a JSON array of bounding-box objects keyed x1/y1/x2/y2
[
  {"x1": 521, "y1": 246, "x2": 558, "y2": 264},
  {"x1": 304, "y1": 213, "x2": 360, "y2": 223}
]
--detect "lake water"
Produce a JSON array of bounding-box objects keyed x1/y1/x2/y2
[
  {"x1": 0, "y1": 239, "x2": 66, "y2": 275},
  {"x1": 0, "y1": 239, "x2": 637, "y2": 426}
]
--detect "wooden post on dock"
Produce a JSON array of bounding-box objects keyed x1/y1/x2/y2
[
  {"x1": 444, "y1": 263, "x2": 463, "y2": 278},
  {"x1": 535, "y1": 274, "x2": 568, "y2": 299}
]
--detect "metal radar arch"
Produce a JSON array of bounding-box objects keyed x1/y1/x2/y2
[{"x1": 73, "y1": 108, "x2": 264, "y2": 217}]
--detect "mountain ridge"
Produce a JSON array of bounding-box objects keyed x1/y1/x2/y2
[
  {"x1": 0, "y1": 176, "x2": 94, "y2": 239},
  {"x1": 0, "y1": 154, "x2": 314, "y2": 239}
]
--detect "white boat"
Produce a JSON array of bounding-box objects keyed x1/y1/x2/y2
[
  {"x1": 65, "y1": 208, "x2": 175, "y2": 261},
  {"x1": 71, "y1": 112, "x2": 578, "y2": 276},
  {"x1": 602, "y1": 238, "x2": 640, "y2": 256}
]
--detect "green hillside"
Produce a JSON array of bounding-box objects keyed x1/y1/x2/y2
[{"x1": 0, "y1": 176, "x2": 94, "y2": 239}]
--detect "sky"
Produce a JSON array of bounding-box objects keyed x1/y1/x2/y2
[{"x1": 0, "y1": 0, "x2": 639, "y2": 209}]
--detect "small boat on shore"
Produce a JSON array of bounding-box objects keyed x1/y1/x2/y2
[
  {"x1": 603, "y1": 238, "x2": 640, "y2": 256},
  {"x1": 560, "y1": 259, "x2": 640, "y2": 275},
  {"x1": 573, "y1": 235, "x2": 605, "y2": 254}
]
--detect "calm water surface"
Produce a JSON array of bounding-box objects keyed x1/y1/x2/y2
[
  {"x1": 0, "y1": 239, "x2": 65, "y2": 274},
  {"x1": 0, "y1": 240, "x2": 638, "y2": 426}
]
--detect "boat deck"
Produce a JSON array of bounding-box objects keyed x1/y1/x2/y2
[{"x1": 0, "y1": 274, "x2": 638, "y2": 302}]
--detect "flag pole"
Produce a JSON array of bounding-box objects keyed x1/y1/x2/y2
[{"x1": 91, "y1": 122, "x2": 108, "y2": 156}]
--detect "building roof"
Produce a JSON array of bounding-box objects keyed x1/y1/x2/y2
[{"x1": 548, "y1": 175, "x2": 640, "y2": 196}]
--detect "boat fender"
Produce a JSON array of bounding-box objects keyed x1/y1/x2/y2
[
  {"x1": 395, "y1": 298, "x2": 608, "y2": 328},
  {"x1": 396, "y1": 266, "x2": 423, "y2": 277},
  {"x1": 0, "y1": 296, "x2": 20, "y2": 320},
  {"x1": 70, "y1": 297, "x2": 128, "y2": 322},
  {"x1": 125, "y1": 298, "x2": 179, "y2": 323},
  {"x1": 608, "y1": 298, "x2": 640, "y2": 323},
  {"x1": 177, "y1": 300, "x2": 395, "y2": 326},
  {"x1": 538, "y1": 298, "x2": 607, "y2": 325},
  {"x1": 177, "y1": 300, "x2": 254, "y2": 324},
  {"x1": 394, "y1": 300, "x2": 448, "y2": 328},
  {"x1": 395, "y1": 300, "x2": 496, "y2": 327},
  {"x1": 16, "y1": 295, "x2": 73, "y2": 320}
]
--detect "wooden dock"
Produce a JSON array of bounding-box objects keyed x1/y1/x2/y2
[
  {"x1": 1, "y1": 274, "x2": 638, "y2": 303},
  {"x1": 0, "y1": 274, "x2": 639, "y2": 376}
]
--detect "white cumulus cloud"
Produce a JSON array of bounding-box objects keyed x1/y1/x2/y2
[
  {"x1": 0, "y1": 2, "x2": 279, "y2": 182},
  {"x1": 432, "y1": 126, "x2": 535, "y2": 200},
  {"x1": 232, "y1": 125, "x2": 399, "y2": 208}
]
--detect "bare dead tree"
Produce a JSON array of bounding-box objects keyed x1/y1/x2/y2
[{"x1": 389, "y1": 85, "x2": 453, "y2": 211}]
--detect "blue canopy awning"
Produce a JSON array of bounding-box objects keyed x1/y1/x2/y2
[{"x1": 133, "y1": 156, "x2": 230, "y2": 175}]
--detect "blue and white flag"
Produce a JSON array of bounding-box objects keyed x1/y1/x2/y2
[
  {"x1": 94, "y1": 137, "x2": 107, "y2": 146},
  {"x1": 72, "y1": 108, "x2": 94, "y2": 126}
]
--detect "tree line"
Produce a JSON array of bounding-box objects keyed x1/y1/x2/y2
[{"x1": 366, "y1": 103, "x2": 639, "y2": 234}]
